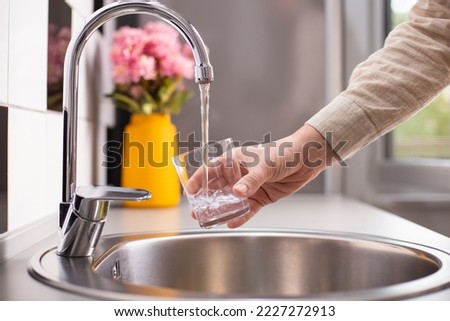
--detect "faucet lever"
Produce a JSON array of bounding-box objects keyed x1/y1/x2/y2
[
  {"x1": 73, "y1": 186, "x2": 151, "y2": 221},
  {"x1": 57, "y1": 186, "x2": 151, "y2": 257}
]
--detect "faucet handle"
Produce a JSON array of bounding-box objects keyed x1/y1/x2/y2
[
  {"x1": 73, "y1": 185, "x2": 151, "y2": 221},
  {"x1": 75, "y1": 185, "x2": 150, "y2": 201},
  {"x1": 57, "y1": 186, "x2": 151, "y2": 257}
]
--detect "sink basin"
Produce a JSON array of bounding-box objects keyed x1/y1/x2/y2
[{"x1": 29, "y1": 229, "x2": 450, "y2": 300}]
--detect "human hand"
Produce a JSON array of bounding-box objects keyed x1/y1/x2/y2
[{"x1": 227, "y1": 125, "x2": 335, "y2": 228}]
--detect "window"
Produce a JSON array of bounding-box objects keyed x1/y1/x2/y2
[{"x1": 388, "y1": 0, "x2": 450, "y2": 160}]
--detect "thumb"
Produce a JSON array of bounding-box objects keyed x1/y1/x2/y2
[{"x1": 233, "y1": 164, "x2": 268, "y2": 197}]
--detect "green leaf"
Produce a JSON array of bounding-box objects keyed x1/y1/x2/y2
[
  {"x1": 164, "y1": 90, "x2": 193, "y2": 115},
  {"x1": 141, "y1": 89, "x2": 157, "y2": 113},
  {"x1": 111, "y1": 92, "x2": 142, "y2": 114},
  {"x1": 47, "y1": 92, "x2": 63, "y2": 108},
  {"x1": 158, "y1": 78, "x2": 179, "y2": 106}
]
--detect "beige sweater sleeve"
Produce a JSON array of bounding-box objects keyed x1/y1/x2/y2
[{"x1": 306, "y1": 0, "x2": 450, "y2": 160}]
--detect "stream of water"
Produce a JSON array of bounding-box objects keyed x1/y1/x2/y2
[{"x1": 199, "y1": 83, "x2": 210, "y2": 194}]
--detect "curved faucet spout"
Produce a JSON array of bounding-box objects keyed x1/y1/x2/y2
[
  {"x1": 62, "y1": 0, "x2": 214, "y2": 204},
  {"x1": 58, "y1": 1, "x2": 213, "y2": 257}
]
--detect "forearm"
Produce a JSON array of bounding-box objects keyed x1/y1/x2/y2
[
  {"x1": 307, "y1": 0, "x2": 450, "y2": 159},
  {"x1": 287, "y1": 124, "x2": 339, "y2": 171}
]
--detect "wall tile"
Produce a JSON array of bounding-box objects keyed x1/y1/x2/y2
[
  {"x1": 66, "y1": 0, "x2": 93, "y2": 21},
  {"x1": 0, "y1": 0, "x2": 9, "y2": 103},
  {"x1": 46, "y1": 116, "x2": 96, "y2": 212},
  {"x1": 5, "y1": 0, "x2": 103, "y2": 233},
  {"x1": 8, "y1": 108, "x2": 48, "y2": 230},
  {"x1": 77, "y1": 118, "x2": 95, "y2": 187},
  {"x1": 7, "y1": 111, "x2": 97, "y2": 232},
  {"x1": 45, "y1": 112, "x2": 63, "y2": 214},
  {"x1": 8, "y1": 0, "x2": 48, "y2": 111}
]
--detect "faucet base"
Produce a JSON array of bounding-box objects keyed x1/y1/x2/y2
[{"x1": 57, "y1": 210, "x2": 105, "y2": 257}]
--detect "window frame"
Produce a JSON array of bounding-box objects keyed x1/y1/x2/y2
[{"x1": 374, "y1": 138, "x2": 450, "y2": 193}]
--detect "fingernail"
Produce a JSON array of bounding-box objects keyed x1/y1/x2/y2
[{"x1": 234, "y1": 183, "x2": 248, "y2": 195}]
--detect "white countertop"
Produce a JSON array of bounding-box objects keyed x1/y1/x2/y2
[{"x1": 1, "y1": 194, "x2": 450, "y2": 300}]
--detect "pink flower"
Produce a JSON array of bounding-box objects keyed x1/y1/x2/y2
[
  {"x1": 144, "y1": 21, "x2": 180, "y2": 44},
  {"x1": 138, "y1": 55, "x2": 156, "y2": 80},
  {"x1": 109, "y1": 22, "x2": 195, "y2": 114},
  {"x1": 158, "y1": 48, "x2": 194, "y2": 78},
  {"x1": 143, "y1": 22, "x2": 194, "y2": 79},
  {"x1": 110, "y1": 26, "x2": 151, "y2": 84},
  {"x1": 48, "y1": 24, "x2": 71, "y2": 86},
  {"x1": 110, "y1": 22, "x2": 194, "y2": 85}
]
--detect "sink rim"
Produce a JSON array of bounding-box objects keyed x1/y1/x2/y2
[{"x1": 28, "y1": 228, "x2": 450, "y2": 300}]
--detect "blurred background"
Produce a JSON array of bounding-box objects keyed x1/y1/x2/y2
[{"x1": 0, "y1": 0, "x2": 449, "y2": 236}]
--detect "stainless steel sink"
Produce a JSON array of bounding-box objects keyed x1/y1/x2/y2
[{"x1": 29, "y1": 229, "x2": 450, "y2": 300}]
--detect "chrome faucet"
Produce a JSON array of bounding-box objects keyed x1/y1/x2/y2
[{"x1": 57, "y1": 0, "x2": 214, "y2": 257}]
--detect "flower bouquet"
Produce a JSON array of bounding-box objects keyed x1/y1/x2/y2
[{"x1": 109, "y1": 21, "x2": 194, "y2": 115}]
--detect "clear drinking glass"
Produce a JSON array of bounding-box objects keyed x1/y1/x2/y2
[{"x1": 172, "y1": 138, "x2": 250, "y2": 228}]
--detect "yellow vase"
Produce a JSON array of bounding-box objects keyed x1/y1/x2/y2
[{"x1": 121, "y1": 113, "x2": 180, "y2": 207}]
